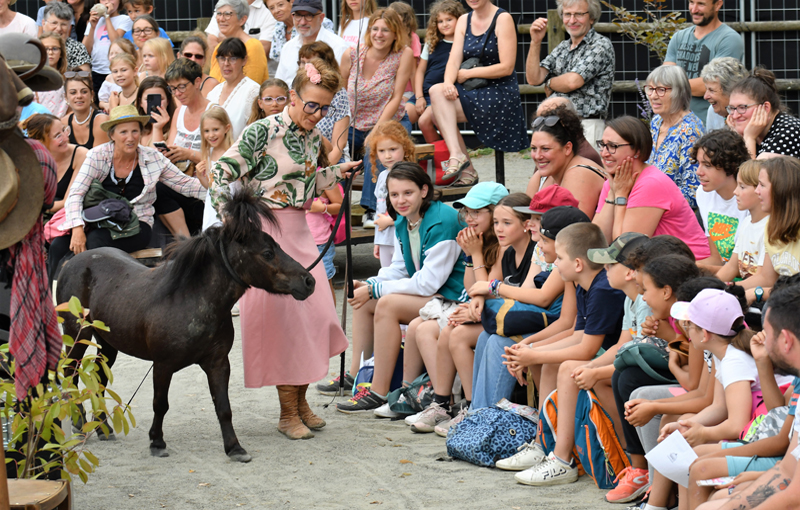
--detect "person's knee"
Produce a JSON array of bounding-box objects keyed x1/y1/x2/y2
[{"x1": 429, "y1": 83, "x2": 444, "y2": 98}]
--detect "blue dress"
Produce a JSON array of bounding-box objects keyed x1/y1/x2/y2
[{"x1": 455, "y1": 9, "x2": 528, "y2": 153}]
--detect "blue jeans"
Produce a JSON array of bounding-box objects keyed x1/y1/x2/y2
[
  {"x1": 352, "y1": 113, "x2": 412, "y2": 211},
  {"x1": 471, "y1": 331, "x2": 517, "y2": 410}
]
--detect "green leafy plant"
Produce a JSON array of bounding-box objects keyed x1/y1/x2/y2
[
  {"x1": 1, "y1": 296, "x2": 135, "y2": 483},
  {"x1": 601, "y1": 0, "x2": 688, "y2": 62}
]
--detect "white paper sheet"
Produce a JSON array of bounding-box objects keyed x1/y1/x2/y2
[{"x1": 644, "y1": 430, "x2": 698, "y2": 487}]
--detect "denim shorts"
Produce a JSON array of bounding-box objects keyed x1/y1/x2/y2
[{"x1": 317, "y1": 243, "x2": 336, "y2": 280}]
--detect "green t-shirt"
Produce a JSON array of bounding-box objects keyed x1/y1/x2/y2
[{"x1": 665, "y1": 23, "x2": 744, "y2": 123}]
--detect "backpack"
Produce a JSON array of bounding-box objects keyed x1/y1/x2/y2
[
  {"x1": 446, "y1": 406, "x2": 538, "y2": 467},
  {"x1": 538, "y1": 389, "x2": 630, "y2": 489}
]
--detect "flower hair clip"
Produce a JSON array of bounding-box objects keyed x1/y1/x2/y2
[{"x1": 305, "y1": 63, "x2": 321, "y2": 84}]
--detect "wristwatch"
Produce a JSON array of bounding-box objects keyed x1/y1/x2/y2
[
  {"x1": 614, "y1": 197, "x2": 628, "y2": 206},
  {"x1": 755, "y1": 286, "x2": 764, "y2": 303}
]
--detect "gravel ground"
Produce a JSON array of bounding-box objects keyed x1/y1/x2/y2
[{"x1": 70, "y1": 153, "x2": 625, "y2": 509}]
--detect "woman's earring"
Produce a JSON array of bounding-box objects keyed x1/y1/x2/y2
[{"x1": 291, "y1": 102, "x2": 295, "y2": 106}]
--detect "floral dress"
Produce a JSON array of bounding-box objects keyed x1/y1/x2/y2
[
  {"x1": 209, "y1": 108, "x2": 348, "y2": 388},
  {"x1": 647, "y1": 112, "x2": 704, "y2": 209}
]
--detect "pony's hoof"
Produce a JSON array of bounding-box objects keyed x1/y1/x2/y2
[
  {"x1": 98, "y1": 432, "x2": 116, "y2": 441},
  {"x1": 227, "y1": 447, "x2": 252, "y2": 463},
  {"x1": 150, "y1": 447, "x2": 169, "y2": 457}
]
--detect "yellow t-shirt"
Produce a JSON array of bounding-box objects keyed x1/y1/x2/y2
[
  {"x1": 209, "y1": 37, "x2": 268, "y2": 85},
  {"x1": 764, "y1": 217, "x2": 800, "y2": 276}
]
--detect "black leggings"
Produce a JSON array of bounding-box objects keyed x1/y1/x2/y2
[
  {"x1": 611, "y1": 366, "x2": 674, "y2": 456},
  {"x1": 48, "y1": 223, "x2": 152, "y2": 283},
  {"x1": 154, "y1": 183, "x2": 204, "y2": 235}
]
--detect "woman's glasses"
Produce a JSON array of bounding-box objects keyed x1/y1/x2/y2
[
  {"x1": 726, "y1": 103, "x2": 762, "y2": 115},
  {"x1": 531, "y1": 115, "x2": 562, "y2": 129},
  {"x1": 52, "y1": 126, "x2": 71, "y2": 143},
  {"x1": 215, "y1": 10, "x2": 236, "y2": 19},
  {"x1": 261, "y1": 95, "x2": 288, "y2": 104},
  {"x1": 644, "y1": 86, "x2": 672, "y2": 97},
  {"x1": 217, "y1": 56, "x2": 241, "y2": 65},
  {"x1": 458, "y1": 208, "x2": 484, "y2": 222},
  {"x1": 132, "y1": 27, "x2": 154, "y2": 36},
  {"x1": 168, "y1": 82, "x2": 191, "y2": 94},
  {"x1": 183, "y1": 52, "x2": 205, "y2": 60},
  {"x1": 596, "y1": 141, "x2": 632, "y2": 154},
  {"x1": 296, "y1": 92, "x2": 330, "y2": 116},
  {"x1": 44, "y1": 47, "x2": 61, "y2": 54}
]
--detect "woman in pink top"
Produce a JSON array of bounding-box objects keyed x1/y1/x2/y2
[
  {"x1": 592, "y1": 116, "x2": 712, "y2": 262},
  {"x1": 347, "y1": 8, "x2": 414, "y2": 222}
]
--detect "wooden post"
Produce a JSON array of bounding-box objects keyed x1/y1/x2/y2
[
  {"x1": 0, "y1": 446, "x2": 9, "y2": 510},
  {"x1": 547, "y1": 9, "x2": 565, "y2": 55}
]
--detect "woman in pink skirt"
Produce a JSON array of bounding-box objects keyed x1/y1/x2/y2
[{"x1": 209, "y1": 58, "x2": 361, "y2": 440}]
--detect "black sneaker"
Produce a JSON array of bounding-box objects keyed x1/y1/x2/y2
[
  {"x1": 316, "y1": 373, "x2": 354, "y2": 396},
  {"x1": 336, "y1": 389, "x2": 386, "y2": 413}
]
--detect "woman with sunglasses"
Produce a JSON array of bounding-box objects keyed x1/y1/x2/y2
[
  {"x1": 208, "y1": 59, "x2": 362, "y2": 440},
  {"x1": 179, "y1": 35, "x2": 219, "y2": 98},
  {"x1": 644, "y1": 65, "x2": 704, "y2": 209},
  {"x1": 206, "y1": 37, "x2": 261, "y2": 140},
  {"x1": 727, "y1": 66, "x2": 800, "y2": 159},
  {"x1": 299, "y1": 41, "x2": 350, "y2": 164},
  {"x1": 592, "y1": 116, "x2": 712, "y2": 262},
  {"x1": 208, "y1": 0, "x2": 268, "y2": 86},
  {"x1": 525, "y1": 104, "x2": 605, "y2": 220},
  {"x1": 62, "y1": 71, "x2": 111, "y2": 150},
  {"x1": 22, "y1": 114, "x2": 88, "y2": 215}
]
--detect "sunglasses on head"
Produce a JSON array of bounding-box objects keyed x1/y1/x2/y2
[
  {"x1": 532, "y1": 115, "x2": 562, "y2": 129},
  {"x1": 64, "y1": 70, "x2": 91, "y2": 79}
]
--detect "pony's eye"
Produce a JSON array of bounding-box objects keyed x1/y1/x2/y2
[{"x1": 263, "y1": 249, "x2": 274, "y2": 260}]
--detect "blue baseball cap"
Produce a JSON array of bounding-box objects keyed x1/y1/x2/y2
[{"x1": 453, "y1": 182, "x2": 509, "y2": 210}]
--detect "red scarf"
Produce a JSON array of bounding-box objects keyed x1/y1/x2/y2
[{"x1": 7, "y1": 139, "x2": 62, "y2": 398}]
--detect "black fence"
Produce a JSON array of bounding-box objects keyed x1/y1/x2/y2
[{"x1": 15, "y1": 0, "x2": 800, "y2": 125}]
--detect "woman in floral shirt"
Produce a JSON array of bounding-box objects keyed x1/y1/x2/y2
[{"x1": 210, "y1": 59, "x2": 361, "y2": 441}]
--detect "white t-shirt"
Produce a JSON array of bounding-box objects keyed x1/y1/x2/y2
[
  {"x1": 205, "y1": 77, "x2": 260, "y2": 140},
  {"x1": 622, "y1": 295, "x2": 652, "y2": 339},
  {"x1": 205, "y1": 0, "x2": 276, "y2": 44},
  {"x1": 85, "y1": 15, "x2": 133, "y2": 74},
  {"x1": 696, "y1": 188, "x2": 749, "y2": 262},
  {"x1": 274, "y1": 28, "x2": 349, "y2": 84},
  {"x1": 706, "y1": 108, "x2": 725, "y2": 131},
  {"x1": 713, "y1": 344, "x2": 794, "y2": 392},
  {"x1": 338, "y1": 19, "x2": 369, "y2": 48},
  {"x1": 373, "y1": 168, "x2": 394, "y2": 246},
  {"x1": 0, "y1": 12, "x2": 38, "y2": 36},
  {"x1": 734, "y1": 215, "x2": 768, "y2": 279}
]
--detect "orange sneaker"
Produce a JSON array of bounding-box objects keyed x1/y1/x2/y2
[{"x1": 605, "y1": 467, "x2": 650, "y2": 503}]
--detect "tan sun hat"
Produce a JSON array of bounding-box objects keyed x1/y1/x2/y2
[
  {"x1": 0, "y1": 130, "x2": 45, "y2": 250},
  {"x1": 100, "y1": 104, "x2": 152, "y2": 133}
]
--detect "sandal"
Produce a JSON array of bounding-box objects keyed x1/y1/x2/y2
[
  {"x1": 442, "y1": 154, "x2": 471, "y2": 182},
  {"x1": 451, "y1": 166, "x2": 478, "y2": 187}
]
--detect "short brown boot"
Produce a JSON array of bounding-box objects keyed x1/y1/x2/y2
[
  {"x1": 297, "y1": 384, "x2": 326, "y2": 430},
  {"x1": 276, "y1": 385, "x2": 314, "y2": 439}
]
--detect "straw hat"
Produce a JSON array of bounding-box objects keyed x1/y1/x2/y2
[
  {"x1": 100, "y1": 104, "x2": 152, "y2": 133},
  {"x1": 0, "y1": 130, "x2": 45, "y2": 250}
]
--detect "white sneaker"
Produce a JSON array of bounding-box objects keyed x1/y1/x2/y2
[
  {"x1": 410, "y1": 403, "x2": 450, "y2": 433},
  {"x1": 362, "y1": 211, "x2": 375, "y2": 229},
  {"x1": 373, "y1": 402, "x2": 400, "y2": 419},
  {"x1": 404, "y1": 410, "x2": 423, "y2": 426},
  {"x1": 514, "y1": 452, "x2": 579, "y2": 486},
  {"x1": 496, "y1": 442, "x2": 546, "y2": 471}
]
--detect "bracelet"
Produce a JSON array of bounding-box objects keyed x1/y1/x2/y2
[
  {"x1": 472, "y1": 265, "x2": 487, "y2": 271},
  {"x1": 463, "y1": 261, "x2": 474, "y2": 267},
  {"x1": 605, "y1": 198, "x2": 615, "y2": 205},
  {"x1": 489, "y1": 279, "x2": 502, "y2": 298},
  {"x1": 323, "y1": 203, "x2": 328, "y2": 215}
]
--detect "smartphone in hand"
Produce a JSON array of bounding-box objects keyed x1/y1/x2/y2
[
  {"x1": 146, "y1": 94, "x2": 162, "y2": 124},
  {"x1": 153, "y1": 141, "x2": 169, "y2": 152}
]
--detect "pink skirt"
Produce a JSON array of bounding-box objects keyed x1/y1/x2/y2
[{"x1": 239, "y1": 208, "x2": 348, "y2": 387}]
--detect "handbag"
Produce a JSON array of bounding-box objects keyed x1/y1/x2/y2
[
  {"x1": 446, "y1": 405, "x2": 538, "y2": 467},
  {"x1": 387, "y1": 373, "x2": 434, "y2": 415},
  {"x1": 613, "y1": 336, "x2": 676, "y2": 384},
  {"x1": 459, "y1": 10, "x2": 501, "y2": 92}
]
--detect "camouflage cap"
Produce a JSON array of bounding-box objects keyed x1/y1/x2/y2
[{"x1": 586, "y1": 232, "x2": 649, "y2": 266}]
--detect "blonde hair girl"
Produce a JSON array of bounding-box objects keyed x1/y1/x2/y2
[{"x1": 139, "y1": 37, "x2": 175, "y2": 80}]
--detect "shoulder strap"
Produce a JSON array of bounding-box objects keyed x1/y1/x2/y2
[
  {"x1": 570, "y1": 164, "x2": 606, "y2": 180},
  {"x1": 478, "y1": 9, "x2": 502, "y2": 62},
  {"x1": 68, "y1": 145, "x2": 78, "y2": 168}
]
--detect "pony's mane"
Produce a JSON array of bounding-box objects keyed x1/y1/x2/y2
[{"x1": 157, "y1": 189, "x2": 278, "y2": 296}]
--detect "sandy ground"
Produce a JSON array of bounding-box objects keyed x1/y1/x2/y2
[{"x1": 71, "y1": 154, "x2": 626, "y2": 509}]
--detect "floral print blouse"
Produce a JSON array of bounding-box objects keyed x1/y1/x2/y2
[
  {"x1": 347, "y1": 47, "x2": 405, "y2": 131},
  {"x1": 210, "y1": 109, "x2": 343, "y2": 213},
  {"x1": 647, "y1": 112, "x2": 704, "y2": 209}
]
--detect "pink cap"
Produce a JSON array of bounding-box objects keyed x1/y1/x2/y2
[{"x1": 670, "y1": 288, "x2": 743, "y2": 336}]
